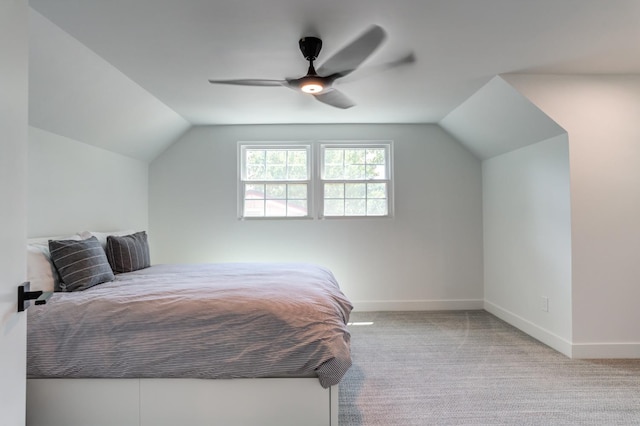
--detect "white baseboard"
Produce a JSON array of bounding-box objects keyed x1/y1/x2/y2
[
  {"x1": 352, "y1": 299, "x2": 484, "y2": 312},
  {"x1": 483, "y1": 300, "x2": 573, "y2": 357},
  {"x1": 571, "y1": 343, "x2": 640, "y2": 359}
]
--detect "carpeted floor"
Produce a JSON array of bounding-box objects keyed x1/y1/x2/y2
[{"x1": 339, "y1": 311, "x2": 640, "y2": 425}]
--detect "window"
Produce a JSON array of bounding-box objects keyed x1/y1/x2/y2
[
  {"x1": 320, "y1": 143, "x2": 392, "y2": 217},
  {"x1": 238, "y1": 141, "x2": 393, "y2": 219},
  {"x1": 239, "y1": 144, "x2": 311, "y2": 218}
]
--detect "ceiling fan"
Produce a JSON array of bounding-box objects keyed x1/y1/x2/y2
[{"x1": 208, "y1": 25, "x2": 414, "y2": 109}]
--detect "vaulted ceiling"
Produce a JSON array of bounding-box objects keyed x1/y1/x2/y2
[{"x1": 28, "y1": 0, "x2": 640, "y2": 161}]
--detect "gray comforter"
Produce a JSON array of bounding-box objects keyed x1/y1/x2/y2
[{"x1": 27, "y1": 263, "x2": 353, "y2": 388}]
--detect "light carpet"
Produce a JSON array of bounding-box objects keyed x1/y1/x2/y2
[{"x1": 339, "y1": 311, "x2": 640, "y2": 425}]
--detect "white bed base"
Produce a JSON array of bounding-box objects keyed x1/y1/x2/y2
[{"x1": 27, "y1": 378, "x2": 338, "y2": 426}]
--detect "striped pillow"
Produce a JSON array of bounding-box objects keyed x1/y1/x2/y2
[
  {"x1": 49, "y1": 236, "x2": 115, "y2": 292},
  {"x1": 105, "y1": 231, "x2": 150, "y2": 274}
]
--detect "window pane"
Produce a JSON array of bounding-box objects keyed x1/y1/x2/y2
[
  {"x1": 287, "y1": 199, "x2": 308, "y2": 216},
  {"x1": 367, "y1": 183, "x2": 387, "y2": 199},
  {"x1": 365, "y1": 165, "x2": 376, "y2": 179},
  {"x1": 246, "y1": 165, "x2": 265, "y2": 180},
  {"x1": 366, "y1": 148, "x2": 385, "y2": 164},
  {"x1": 324, "y1": 199, "x2": 344, "y2": 216},
  {"x1": 288, "y1": 150, "x2": 307, "y2": 165},
  {"x1": 265, "y1": 200, "x2": 287, "y2": 216},
  {"x1": 266, "y1": 184, "x2": 286, "y2": 199},
  {"x1": 288, "y1": 165, "x2": 307, "y2": 180},
  {"x1": 345, "y1": 199, "x2": 366, "y2": 216},
  {"x1": 346, "y1": 165, "x2": 365, "y2": 179},
  {"x1": 287, "y1": 150, "x2": 308, "y2": 180},
  {"x1": 244, "y1": 199, "x2": 264, "y2": 217},
  {"x1": 345, "y1": 183, "x2": 366, "y2": 199},
  {"x1": 246, "y1": 150, "x2": 265, "y2": 165},
  {"x1": 266, "y1": 165, "x2": 287, "y2": 180},
  {"x1": 365, "y1": 164, "x2": 387, "y2": 179},
  {"x1": 245, "y1": 184, "x2": 265, "y2": 199},
  {"x1": 376, "y1": 164, "x2": 387, "y2": 179},
  {"x1": 367, "y1": 199, "x2": 388, "y2": 216},
  {"x1": 266, "y1": 150, "x2": 286, "y2": 165},
  {"x1": 345, "y1": 149, "x2": 365, "y2": 166},
  {"x1": 324, "y1": 149, "x2": 343, "y2": 164},
  {"x1": 324, "y1": 165, "x2": 344, "y2": 180},
  {"x1": 287, "y1": 184, "x2": 307, "y2": 199},
  {"x1": 324, "y1": 183, "x2": 344, "y2": 198}
]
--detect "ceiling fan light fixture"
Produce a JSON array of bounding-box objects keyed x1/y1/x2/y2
[
  {"x1": 299, "y1": 61, "x2": 324, "y2": 93},
  {"x1": 300, "y1": 81, "x2": 324, "y2": 93}
]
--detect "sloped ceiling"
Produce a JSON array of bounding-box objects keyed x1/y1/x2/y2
[
  {"x1": 440, "y1": 76, "x2": 566, "y2": 160},
  {"x1": 29, "y1": 10, "x2": 190, "y2": 162},
  {"x1": 28, "y1": 0, "x2": 640, "y2": 161}
]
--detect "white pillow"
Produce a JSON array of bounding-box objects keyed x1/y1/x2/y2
[
  {"x1": 78, "y1": 230, "x2": 136, "y2": 250},
  {"x1": 27, "y1": 234, "x2": 82, "y2": 292}
]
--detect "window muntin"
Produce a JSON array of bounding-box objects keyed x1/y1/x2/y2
[
  {"x1": 320, "y1": 143, "x2": 392, "y2": 217},
  {"x1": 239, "y1": 144, "x2": 311, "y2": 218}
]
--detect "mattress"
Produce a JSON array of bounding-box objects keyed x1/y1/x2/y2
[{"x1": 27, "y1": 263, "x2": 353, "y2": 388}]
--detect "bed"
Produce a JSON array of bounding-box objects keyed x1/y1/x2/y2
[{"x1": 25, "y1": 232, "x2": 352, "y2": 426}]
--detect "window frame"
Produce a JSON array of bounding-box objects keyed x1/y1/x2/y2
[
  {"x1": 317, "y1": 141, "x2": 394, "y2": 219},
  {"x1": 237, "y1": 142, "x2": 313, "y2": 219},
  {"x1": 237, "y1": 140, "x2": 394, "y2": 219}
]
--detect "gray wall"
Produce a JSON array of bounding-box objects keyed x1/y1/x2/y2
[
  {"x1": 506, "y1": 74, "x2": 640, "y2": 357},
  {"x1": 149, "y1": 123, "x2": 484, "y2": 311},
  {"x1": 439, "y1": 76, "x2": 573, "y2": 356},
  {"x1": 483, "y1": 135, "x2": 572, "y2": 354},
  {"x1": 28, "y1": 127, "x2": 148, "y2": 238}
]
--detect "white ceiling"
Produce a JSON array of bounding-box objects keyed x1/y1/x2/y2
[{"x1": 28, "y1": 0, "x2": 640, "y2": 159}]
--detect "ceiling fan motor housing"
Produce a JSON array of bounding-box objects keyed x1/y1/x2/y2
[{"x1": 299, "y1": 36, "x2": 322, "y2": 61}]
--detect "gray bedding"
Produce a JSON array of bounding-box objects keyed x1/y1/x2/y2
[{"x1": 27, "y1": 263, "x2": 353, "y2": 388}]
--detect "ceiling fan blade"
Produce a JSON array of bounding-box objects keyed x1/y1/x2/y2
[
  {"x1": 314, "y1": 89, "x2": 355, "y2": 109},
  {"x1": 331, "y1": 52, "x2": 416, "y2": 82},
  {"x1": 208, "y1": 79, "x2": 286, "y2": 87},
  {"x1": 316, "y1": 25, "x2": 386, "y2": 78}
]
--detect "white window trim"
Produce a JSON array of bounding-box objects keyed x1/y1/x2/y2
[
  {"x1": 237, "y1": 142, "x2": 313, "y2": 219},
  {"x1": 237, "y1": 140, "x2": 394, "y2": 219},
  {"x1": 317, "y1": 141, "x2": 394, "y2": 219}
]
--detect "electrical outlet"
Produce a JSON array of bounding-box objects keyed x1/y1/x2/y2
[{"x1": 541, "y1": 296, "x2": 549, "y2": 312}]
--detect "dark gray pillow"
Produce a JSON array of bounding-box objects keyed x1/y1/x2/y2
[
  {"x1": 105, "y1": 231, "x2": 150, "y2": 274},
  {"x1": 49, "y1": 236, "x2": 115, "y2": 292}
]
